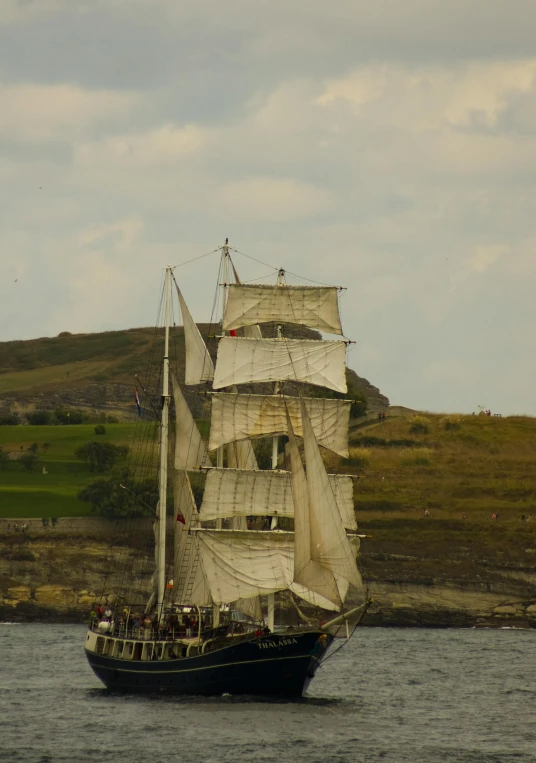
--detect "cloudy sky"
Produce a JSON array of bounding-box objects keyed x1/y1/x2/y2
[{"x1": 1, "y1": 0, "x2": 535, "y2": 415}]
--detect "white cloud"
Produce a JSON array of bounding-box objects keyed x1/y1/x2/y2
[
  {"x1": 469, "y1": 245, "x2": 509, "y2": 273},
  {"x1": 218, "y1": 177, "x2": 333, "y2": 222},
  {"x1": 74, "y1": 124, "x2": 207, "y2": 167},
  {"x1": 0, "y1": 83, "x2": 139, "y2": 141},
  {"x1": 1, "y1": 6, "x2": 536, "y2": 414},
  {"x1": 78, "y1": 218, "x2": 143, "y2": 253},
  {"x1": 316, "y1": 60, "x2": 536, "y2": 132}
]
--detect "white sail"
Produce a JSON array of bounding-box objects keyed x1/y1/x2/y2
[
  {"x1": 300, "y1": 398, "x2": 362, "y2": 590},
  {"x1": 286, "y1": 410, "x2": 342, "y2": 608},
  {"x1": 213, "y1": 337, "x2": 347, "y2": 393},
  {"x1": 224, "y1": 409, "x2": 263, "y2": 620},
  {"x1": 288, "y1": 582, "x2": 341, "y2": 611},
  {"x1": 223, "y1": 284, "x2": 343, "y2": 335},
  {"x1": 172, "y1": 470, "x2": 211, "y2": 606},
  {"x1": 199, "y1": 468, "x2": 356, "y2": 529},
  {"x1": 176, "y1": 284, "x2": 215, "y2": 385},
  {"x1": 196, "y1": 529, "x2": 342, "y2": 611},
  {"x1": 226, "y1": 441, "x2": 258, "y2": 470},
  {"x1": 196, "y1": 529, "x2": 294, "y2": 603},
  {"x1": 171, "y1": 372, "x2": 210, "y2": 470},
  {"x1": 209, "y1": 393, "x2": 351, "y2": 457},
  {"x1": 243, "y1": 323, "x2": 263, "y2": 339}
]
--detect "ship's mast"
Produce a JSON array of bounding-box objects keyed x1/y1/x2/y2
[
  {"x1": 157, "y1": 265, "x2": 172, "y2": 618},
  {"x1": 271, "y1": 268, "x2": 286, "y2": 472},
  {"x1": 266, "y1": 267, "x2": 286, "y2": 631},
  {"x1": 212, "y1": 241, "x2": 231, "y2": 629},
  {"x1": 217, "y1": 241, "x2": 230, "y2": 475}
]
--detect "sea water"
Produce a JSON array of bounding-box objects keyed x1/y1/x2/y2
[{"x1": 0, "y1": 624, "x2": 534, "y2": 763}]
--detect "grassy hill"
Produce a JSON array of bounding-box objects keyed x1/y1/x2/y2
[
  {"x1": 344, "y1": 412, "x2": 536, "y2": 522},
  {"x1": 2, "y1": 411, "x2": 535, "y2": 525},
  {"x1": 0, "y1": 327, "x2": 187, "y2": 413},
  {"x1": 0, "y1": 325, "x2": 389, "y2": 419},
  {"x1": 2, "y1": 411, "x2": 536, "y2": 627},
  {"x1": 0, "y1": 424, "x2": 136, "y2": 518}
]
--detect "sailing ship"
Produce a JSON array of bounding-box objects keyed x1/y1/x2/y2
[{"x1": 85, "y1": 243, "x2": 369, "y2": 696}]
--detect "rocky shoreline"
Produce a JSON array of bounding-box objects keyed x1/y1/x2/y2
[{"x1": 1, "y1": 518, "x2": 535, "y2": 629}]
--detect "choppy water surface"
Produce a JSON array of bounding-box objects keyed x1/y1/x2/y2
[{"x1": 1, "y1": 624, "x2": 535, "y2": 763}]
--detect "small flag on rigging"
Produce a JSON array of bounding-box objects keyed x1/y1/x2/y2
[{"x1": 135, "y1": 388, "x2": 141, "y2": 416}]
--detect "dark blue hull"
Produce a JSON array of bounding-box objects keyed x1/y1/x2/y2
[{"x1": 85, "y1": 631, "x2": 332, "y2": 696}]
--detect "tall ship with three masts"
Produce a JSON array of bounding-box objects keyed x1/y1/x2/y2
[{"x1": 85, "y1": 243, "x2": 368, "y2": 696}]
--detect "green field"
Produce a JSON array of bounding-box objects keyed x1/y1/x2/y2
[
  {"x1": 0, "y1": 424, "x2": 136, "y2": 518},
  {"x1": 2, "y1": 413, "x2": 536, "y2": 523}
]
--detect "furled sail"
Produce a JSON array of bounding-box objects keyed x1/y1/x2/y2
[
  {"x1": 175, "y1": 284, "x2": 215, "y2": 385},
  {"x1": 213, "y1": 337, "x2": 347, "y2": 393},
  {"x1": 222, "y1": 284, "x2": 343, "y2": 335},
  {"x1": 300, "y1": 398, "x2": 363, "y2": 590},
  {"x1": 209, "y1": 393, "x2": 351, "y2": 457},
  {"x1": 171, "y1": 372, "x2": 210, "y2": 469},
  {"x1": 199, "y1": 468, "x2": 356, "y2": 530}
]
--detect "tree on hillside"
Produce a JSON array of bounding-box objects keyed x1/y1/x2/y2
[
  {"x1": 55, "y1": 408, "x2": 84, "y2": 425},
  {"x1": 27, "y1": 410, "x2": 51, "y2": 425},
  {"x1": 28, "y1": 442, "x2": 39, "y2": 453},
  {"x1": 0, "y1": 413, "x2": 19, "y2": 425},
  {"x1": 42, "y1": 442, "x2": 51, "y2": 453},
  {"x1": 0, "y1": 447, "x2": 9, "y2": 470},
  {"x1": 78, "y1": 467, "x2": 159, "y2": 518},
  {"x1": 74, "y1": 441, "x2": 129, "y2": 472},
  {"x1": 19, "y1": 452, "x2": 40, "y2": 472}
]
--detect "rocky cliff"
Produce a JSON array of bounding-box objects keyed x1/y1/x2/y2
[{"x1": 2, "y1": 518, "x2": 534, "y2": 628}]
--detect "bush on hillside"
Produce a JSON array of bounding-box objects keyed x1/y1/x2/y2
[
  {"x1": 74, "y1": 441, "x2": 129, "y2": 472},
  {"x1": 0, "y1": 413, "x2": 20, "y2": 425},
  {"x1": 0, "y1": 447, "x2": 9, "y2": 470},
  {"x1": 19, "y1": 452, "x2": 40, "y2": 472},
  {"x1": 441, "y1": 414, "x2": 464, "y2": 431},
  {"x1": 94, "y1": 424, "x2": 106, "y2": 435},
  {"x1": 348, "y1": 447, "x2": 371, "y2": 468},
  {"x1": 409, "y1": 415, "x2": 430, "y2": 434},
  {"x1": 78, "y1": 467, "x2": 160, "y2": 518},
  {"x1": 27, "y1": 410, "x2": 51, "y2": 425},
  {"x1": 54, "y1": 408, "x2": 85, "y2": 424}
]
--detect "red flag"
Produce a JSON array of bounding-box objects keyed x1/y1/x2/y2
[
  {"x1": 176, "y1": 513, "x2": 185, "y2": 524},
  {"x1": 230, "y1": 329, "x2": 237, "y2": 337}
]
